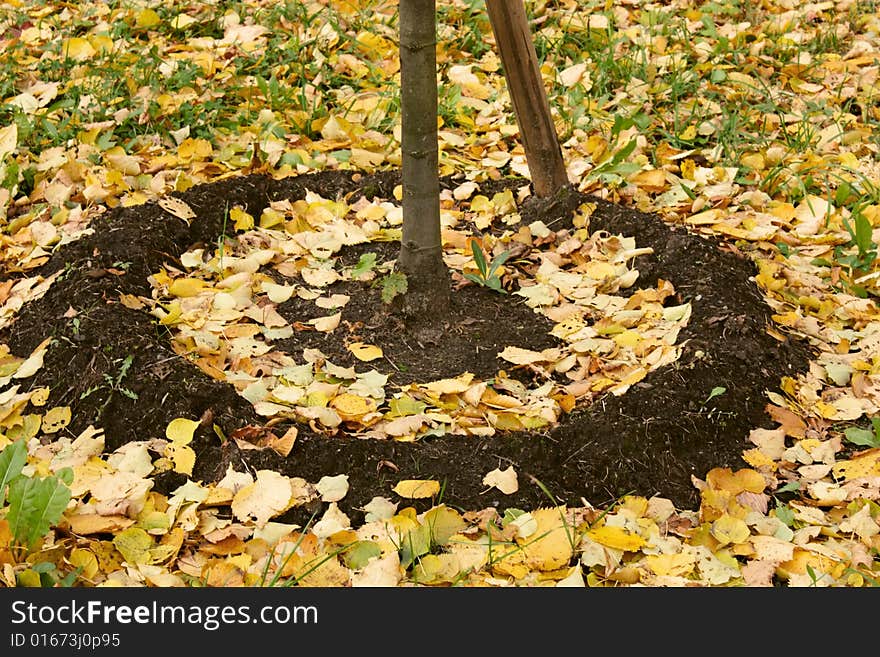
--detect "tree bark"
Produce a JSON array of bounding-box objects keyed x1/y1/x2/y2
[
  {"x1": 397, "y1": 0, "x2": 451, "y2": 320},
  {"x1": 485, "y1": 0, "x2": 570, "y2": 198}
]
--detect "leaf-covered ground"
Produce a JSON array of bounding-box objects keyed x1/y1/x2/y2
[{"x1": 1, "y1": 0, "x2": 879, "y2": 587}]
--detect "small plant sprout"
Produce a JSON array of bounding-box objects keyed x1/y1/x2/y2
[
  {"x1": 464, "y1": 240, "x2": 511, "y2": 294},
  {"x1": 703, "y1": 386, "x2": 726, "y2": 405}
]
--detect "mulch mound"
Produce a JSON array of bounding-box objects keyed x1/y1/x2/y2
[{"x1": 0, "y1": 169, "x2": 814, "y2": 526}]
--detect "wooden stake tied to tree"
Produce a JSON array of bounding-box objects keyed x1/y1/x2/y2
[{"x1": 484, "y1": 0, "x2": 570, "y2": 199}]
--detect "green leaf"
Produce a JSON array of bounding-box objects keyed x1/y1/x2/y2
[
  {"x1": 844, "y1": 426, "x2": 880, "y2": 448},
  {"x1": 487, "y1": 250, "x2": 511, "y2": 276},
  {"x1": 0, "y1": 439, "x2": 27, "y2": 507},
  {"x1": 399, "y1": 523, "x2": 432, "y2": 569},
  {"x1": 6, "y1": 473, "x2": 72, "y2": 550},
  {"x1": 423, "y1": 505, "x2": 466, "y2": 546},
  {"x1": 705, "y1": 386, "x2": 726, "y2": 403},
  {"x1": 774, "y1": 481, "x2": 800, "y2": 494},
  {"x1": 774, "y1": 504, "x2": 796, "y2": 527},
  {"x1": 351, "y1": 252, "x2": 377, "y2": 278},
  {"x1": 342, "y1": 540, "x2": 382, "y2": 570},
  {"x1": 613, "y1": 137, "x2": 638, "y2": 163},
  {"x1": 380, "y1": 272, "x2": 408, "y2": 304},
  {"x1": 470, "y1": 241, "x2": 488, "y2": 277},
  {"x1": 486, "y1": 277, "x2": 506, "y2": 293},
  {"x1": 854, "y1": 213, "x2": 874, "y2": 256}
]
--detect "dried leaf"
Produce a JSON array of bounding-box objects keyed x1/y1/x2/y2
[{"x1": 392, "y1": 479, "x2": 440, "y2": 499}]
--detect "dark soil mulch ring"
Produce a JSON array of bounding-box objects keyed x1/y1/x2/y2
[{"x1": 0, "y1": 169, "x2": 814, "y2": 527}]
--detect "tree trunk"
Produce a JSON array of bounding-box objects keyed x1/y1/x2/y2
[
  {"x1": 485, "y1": 0, "x2": 569, "y2": 198},
  {"x1": 397, "y1": 0, "x2": 451, "y2": 321}
]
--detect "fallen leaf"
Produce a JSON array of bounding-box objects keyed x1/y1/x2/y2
[
  {"x1": 231, "y1": 470, "x2": 295, "y2": 527},
  {"x1": 392, "y1": 479, "x2": 440, "y2": 499},
  {"x1": 41, "y1": 406, "x2": 71, "y2": 434},
  {"x1": 482, "y1": 466, "x2": 519, "y2": 494},
  {"x1": 316, "y1": 474, "x2": 349, "y2": 502},
  {"x1": 348, "y1": 342, "x2": 384, "y2": 362},
  {"x1": 165, "y1": 418, "x2": 199, "y2": 444},
  {"x1": 158, "y1": 196, "x2": 196, "y2": 223}
]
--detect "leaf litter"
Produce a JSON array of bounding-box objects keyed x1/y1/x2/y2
[{"x1": 0, "y1": 0, "x2": 878, "y2": 586}]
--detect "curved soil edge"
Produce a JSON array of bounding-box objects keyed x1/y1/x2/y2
[{"x1": 0, "y1": 169, "x2": 814, "y2": 526}]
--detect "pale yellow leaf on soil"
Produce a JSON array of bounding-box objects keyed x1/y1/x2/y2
[
  {"x1": 422, "y1": 373, "x2": 474, "y2": 395},
  {"x1": 231, "y1": 470, "x2": 296, "y2": 527},
  {"x1": 482, "y1": 466, "x2": 519, "y2": 494},
  {"x1": 392, "y1": 479, "x2": 440, "y2": 499},
  {"x1": 348, "y1": 342, "x2": 383, "y2": 362},
  {"x1": 42, "y1": 406, "x2": 71, "y2": 433},
  {"x1": 309, "y1": 312, "x2": 341, "y2": 332},
  {"x1": 165, "y1": 417, "x2": 199, "y2": 444},
  {"x1": 158, "y1": 196, "x2": 196, "y2": 222},
  {"x1": 498, "y1": 346, "x2": 547, "y2": 365},
  {"x1": 316, "y1": 474, "x2": 349, "y2": 503}
]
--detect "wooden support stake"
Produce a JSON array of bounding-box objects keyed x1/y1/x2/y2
[{"x1": 485, "y1": 0, "x2": 569, "y2": 198}]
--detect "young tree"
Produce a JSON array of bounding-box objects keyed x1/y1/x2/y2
[
  {"x1": 397, "y1": 0, "x2": 451, "y2": 320},
  {"x1": 396, "y1": 0, "x2": 568, "y2": 322}
]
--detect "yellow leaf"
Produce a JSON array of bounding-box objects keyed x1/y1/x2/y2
[
  {"x1": 392, "y1": 479, "x2": 440, "y2": 499},
  {"x1": 68, "y1": 548, "x2": 99, "y2": 580},
  {"x1": 66, "y1": 514, "x2": 135, "y2": 535},
  {"x1": 628, "y1": 168, "x2": 668, "y2": 192},
  {"x1": 158, "y1": 196, "x2": 196, "y2": 222},
  {"x1": 29, "y1": 387, "x2": 50, "y2": 407},
  {"x1": 260, "y1": 207, "x2": 285, "y2": 229},
  {"x1": 705, "y1": 467, "x2": 766, "y2": 494},
  {"x1": 165, "y1": 417, "x2": 199, "y2": 444},
  {"x1": 309, "y1": 312, "x2": 341, "y2": 332},
  {"x1": 42, "y1": 406, "x2": 71, "y2": 434},
  {"x1": 584, "y1": 261, "x2": 617, "y2": 280},
  {"x1": 158, "y1": 301, "x2": 182, "y2": 325},
  {"x1": 177, "y1": 138, "x2": 212, "y2": 161},
  {"x1": 119, "y1": 294, "x2": 146, "y2": 310},
  {"x1": 679, "y1": 124, "x2": 697, "y2": 141},
  {"x1": 89, "y1": 34, "x2": 113, "y2": 54},
  {"x1": 262, "y1": 282, "x2": 296, "y2": 304},
  {"x1": 613, "y1": 330, "x2": 641, "y2": 348},
  {"x1": 168, "y1": 277, "x2": 208, "y2": 297},
  {"x1": 0, "y1": 124, "x2": 17, "y2": 161},
  {"x1": 230, "y1": 206, "x2": 254, "y2": 231},
  {"x1": 61, "y1": 37, "x2": 96, "y2": 61},
  {"x1": 171, "y1": 14, "x2": 198, "y2": 30},
  {"x1": 587, "y1": 525, "x2": 646, "y2": 551},
  {"x1": 165, "y1": 443, "x2": 195, "y2": 476},
  {"x1": 518, "y1": 507, "x2": 574, "y2": 571},
  {"x1": 832, "y1": 451, "x2": 880, "y2": 481},
  {"x1": 13, "y1": 338, "x2": 51, "y2": 379},
  {"x1": 482, "y1": 466, "x2": 518, "y2": 494},
  {"x1": 330, "y1": 393, "x2": 376, "y2": 420},
  {"x1": 498, "y1": 346, "x2": 546, "y2": 365},
  {"x1": 645, "y1": 552, "x2": 695, "y2": 577},
  {"x1": 711, "y1": 514, "x2": 751, "y2": 546},
  {"x1": 742, "y1": 448, "x2": 777, "y2": 470},
  {"x1": 422, "y1": 373, "x2": 474, "y2": 395},
  {"x1": 231, "y1": 470, "x2": 295, "y2": 528},
  {"x1": 348, "y1": 342, "x2": 383, "y2": 362},
  {"x1": 135, "y1": 8, "x2": 161, "y2": 29},
  {"x1": 112, "y1": 527, "x2": 153, "y2": 565}
]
